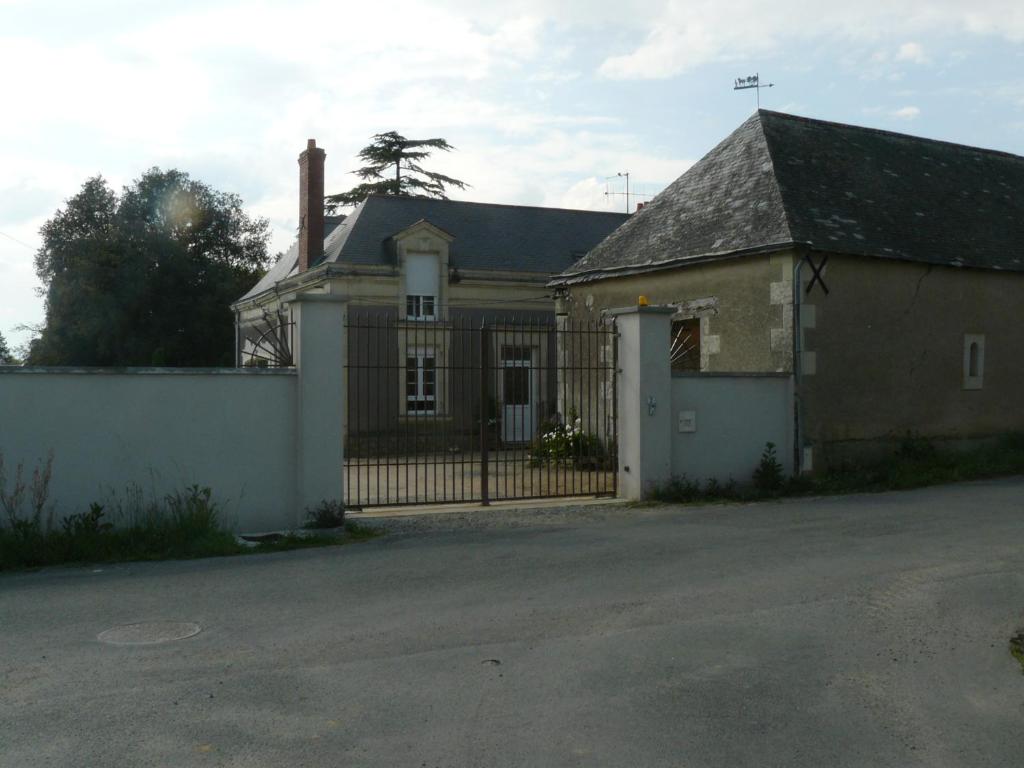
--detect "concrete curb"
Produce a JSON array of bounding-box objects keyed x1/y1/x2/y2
[{"x1": 348, "y1": 495, "x2": 624, "y2": 519}]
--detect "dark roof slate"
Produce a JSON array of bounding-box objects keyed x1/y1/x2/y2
[
  {"x1": 560, "y1": 110, "x2": 1024, "y2": 281},
  {"x1": 239, "y1": 196, "x2": 629, "y2": 301}
]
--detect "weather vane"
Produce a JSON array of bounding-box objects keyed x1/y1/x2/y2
[{"x1": 733, "y1": 73, "x2": 774, "y2": 109}]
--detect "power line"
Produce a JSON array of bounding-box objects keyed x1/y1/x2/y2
[{"x1": 0, "y1": 231, "x2": 36, "y2": 250}]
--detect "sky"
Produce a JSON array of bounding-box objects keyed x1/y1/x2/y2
[{"x1": 2, "y1": 0, "x2": 1024, "y2": 349}]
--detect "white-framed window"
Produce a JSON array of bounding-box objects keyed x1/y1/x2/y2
[
  {"x1": 963, "y1": 334, "x2": 985, "y2": 390},
  {"x1": 500, "y1": 345, "x2": 532, "y2": 406},
  {"x1": 405, "y1": 253, "x2": 439, "y2": 320},
  {"x1": 406, "y1": 347, "x2": 436, "y2": 414},
  {"x1": 405, "y1": 294, "x2": 435, "y2": 320}
]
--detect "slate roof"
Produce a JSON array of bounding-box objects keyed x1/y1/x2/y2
[
  {"x1": 239, "y1": 196, "x2": 629, "y2": 302},
  {"x1": 557, "y1": 111, "x2": 1024, "y2": 283}
]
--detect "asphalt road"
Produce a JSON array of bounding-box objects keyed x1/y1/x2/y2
[{"x1": 2, "y1": 479, "x2": 1023, "y2": 767}]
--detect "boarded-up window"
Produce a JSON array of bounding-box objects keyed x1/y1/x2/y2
[{"x1": 670, "y1": 318, "x2": 700, "y2": 372}]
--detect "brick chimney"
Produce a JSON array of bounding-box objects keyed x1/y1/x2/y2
[{"x1": 298, "y1": 138, "x2": 326, "y2": 272}]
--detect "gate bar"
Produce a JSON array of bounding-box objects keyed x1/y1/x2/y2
[{"x1": 479, "y1": 322, "x2": 490, "y2": 505}]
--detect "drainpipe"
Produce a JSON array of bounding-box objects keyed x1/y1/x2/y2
[
  {"x1": 234, "y1": 308, "x2": 241, "y2": 367},
  {"x1": 791, "y1": 248, "x2": 807, "y2": 475}
]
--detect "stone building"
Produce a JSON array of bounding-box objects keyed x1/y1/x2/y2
[
  {"x1": 233, "y1": 140, "x2": 627, "y2": 451},
  {"x1": 552, "y1": 111, "x2": 1024, "y2": 468}
]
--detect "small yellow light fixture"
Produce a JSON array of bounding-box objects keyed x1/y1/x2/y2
[{"x1": 637, "y1": 295, "x2": 649, "y2": 306}]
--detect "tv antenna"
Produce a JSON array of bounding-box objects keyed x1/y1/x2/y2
[
  {"x1": 604, "y1": 172, "x2": 653, "y2": 213},
  {"x1": 733, "y1": 72, "x2": 774, "y2": 109}
]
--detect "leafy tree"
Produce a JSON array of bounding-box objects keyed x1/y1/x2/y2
[
  {"x1": 0, "y1": 331, "x2": 15, "y2": 364},
  {"x1": 29, "y1": 169, "x2": 271, "y2": 367},
  {"x1": 325, "y1": 131, "x2": 469, "y2": 212}
]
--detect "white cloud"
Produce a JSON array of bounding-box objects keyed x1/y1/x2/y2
[
  {"x1": 895, "y1": 41, "x2": 928, "y2": 63},
  {"x1": 2, "y1": 0, "x2": 1022, "y2": 347},
  {"x1": 892, "y1": 105, "x2": 922, "y2": 119},
  {"x1": 599, "y1": 0, "x2": 1024, "y2": 79}
]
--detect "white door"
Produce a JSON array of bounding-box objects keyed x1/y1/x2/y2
[{"x1": 500, "y1": 346, "x2": 536, "y2": 444}]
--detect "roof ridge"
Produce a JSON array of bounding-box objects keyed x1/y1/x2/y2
[
  {"x1": 758, "y1": 109, "x2": 1024, "y2": 162},
  {"x1": 364, "y1": 193, "x2": 630, "y2": 216}
]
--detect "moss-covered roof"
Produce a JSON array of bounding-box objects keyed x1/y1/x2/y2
[{"x1": 557, "y1": 111, "x2": 1024, "y2": 283}]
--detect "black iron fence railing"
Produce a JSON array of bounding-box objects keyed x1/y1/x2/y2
[{"x1": 343, "y1": 313, "x2": 617, "y2": 508}]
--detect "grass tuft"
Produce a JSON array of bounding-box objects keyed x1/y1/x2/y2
[
  {"x1": 1010, "y1": 631, "x2": 1024, "y2": 675},
  {"x1": 0, "y1": 481, "x2": 380, "y2": 572},
  {"x1": 650, "y1": 432, "x2": 1024, "y2": 505}
]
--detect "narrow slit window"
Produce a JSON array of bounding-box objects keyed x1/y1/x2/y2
[{"x1": 963, "y1": 334, "x2": 985, "y2": 390}]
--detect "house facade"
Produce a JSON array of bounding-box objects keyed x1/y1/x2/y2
[
  {"x1": 233, "y1": 140, "x2": 628, "y2": 453},
  {"x1": 552, "y1": 111, "x2": 1024, "y2": 469}
]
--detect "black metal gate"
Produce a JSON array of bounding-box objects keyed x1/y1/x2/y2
[{"x1": 344, "y1": 314, "x2": 617, "y2": 508}]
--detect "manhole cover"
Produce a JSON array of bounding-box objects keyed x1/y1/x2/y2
[{"x1": 97, "y1": 621, "x2": 201, "y2": 645}]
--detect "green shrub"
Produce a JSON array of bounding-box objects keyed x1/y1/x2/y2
[
  {"x1": 61, "y1": 503, "x2": 111, "y2": 537},
  {"x1": 529, "y1": 412, "x2": 610, "y2": 469},
  {"x1": 650, "y1": 475, "x2": 702, "y2": 503},
  {"x1": 642, "y1": 432, "x2": 1024, "y2": 507},
  {"x1": 703, "y1": 478, "x2": 740, "y2": 499},
  {"x1": 897, "y1": 432, "x2": 938, "y2": 461},
  {"x1": 753, "y1": 442, "x2": 784, "y2": 493},
  {"x1": 0, "y1": 483, "x2": 239, "y2": 569},
  {"x1": 0, "y1": 461, "x2": 377, "y2": 571},
  {"x1": 650, "y1": 475, "x2": 742, "y2": 503},
  {"x1": 305, "y1": 499, "x2": 346, "y2": 529}
]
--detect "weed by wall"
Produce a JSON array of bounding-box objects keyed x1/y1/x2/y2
[
  {"x1": 650, "y1": 433, "x2": 1024, "y2": 504},
  {"x1": 0, "y1": 454, "x2": 378, "y2": 570}
]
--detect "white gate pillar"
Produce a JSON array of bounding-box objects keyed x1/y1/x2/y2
[
  {"x1": 289, "y1": 294, "x2": 347, "y2": 525},
  {"x1": 609, "y1": 305, "x2": 674, "y2": 500}
]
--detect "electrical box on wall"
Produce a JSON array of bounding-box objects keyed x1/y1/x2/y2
[{"x1": 678, "y1": 410, "x2": 696, "y2": 433}]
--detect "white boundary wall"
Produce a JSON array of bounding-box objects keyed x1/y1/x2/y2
[
  {"x1": 0, "y1": 294, "x2": 346, "y2": 532},
  {"x1": 0, "y1": 369, "x2": 296, "y2": 532},
  {"x1": 670, "y1": 374, "x2": 794, "y2": 483},
  {"x1": 613, "y1": 305, "x2": 794, "y2": 498}
]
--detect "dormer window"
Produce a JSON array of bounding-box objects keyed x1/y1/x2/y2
[{"x1": 405, "y1": 252, "x2": 439, "y2": 320}]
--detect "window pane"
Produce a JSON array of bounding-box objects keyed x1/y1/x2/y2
[
  {"x1": 503, "y1": 367, "x2": 529, "y2": 405},
  {"x1": 404, "y1": 350, "x2": 438, "y2": 413},
  {"x1": 670, "y1": 319, "x2": 701, "y2": 372},
  {"x1": 501, "y1": 345, "x2": 530, "y2": 362}
]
